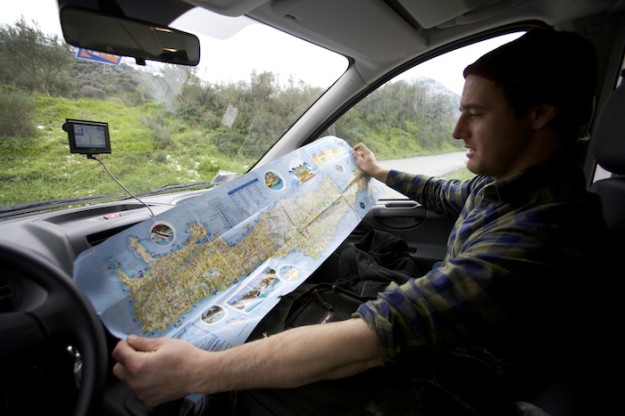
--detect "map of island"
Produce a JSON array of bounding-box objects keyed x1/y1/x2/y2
[{"x1": 74, "y1": 136, "x2": 383, "y2": 349}]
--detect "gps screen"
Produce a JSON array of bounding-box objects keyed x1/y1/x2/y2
[{"x1": 65, "y1": 119, "x2": 111, "y2": 155}]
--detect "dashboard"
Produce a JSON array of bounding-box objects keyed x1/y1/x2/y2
[
  {"x1": 0, "y1": 189, "x2": 211, "y2": 277},
  {"x1": 0, "y1": 188, "x2": 218, "y2": 415}
]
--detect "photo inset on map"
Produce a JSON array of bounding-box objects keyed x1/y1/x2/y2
[
  {"x1": 278, "y1": 265, "x2": 303, "y2": 282},
  {"x1": 288, "y1": 159, "x2": 315, "y2": 184},
  {"x1": 309, "y1": 138, "x2": 347, "y2": 168},
  {"x1": 226, "y1": 266, "x2": 281, "y2": 313},
  {"x1": 149, "y1": 222, "x2": 175, "y2": 246},
  {"x1": 201, "y1": 305, "x2": 226, "y2": 325},
  {"x1": 264, "y1": 170, "x2": 284, "y2": 191}
]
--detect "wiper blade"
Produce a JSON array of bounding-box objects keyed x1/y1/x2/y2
[
  {"x1": 138, "y1": 181, "x2": 216, "y2": 196},
  {"x1": 0, "y1": 195, "x2": 124, "y2": 218},
  {"x1": 0, "y1": 182, "x2": 223, "y2": 217},
  {"x1": 141, "y1": 171, "x2": 238, "y2": 196}
]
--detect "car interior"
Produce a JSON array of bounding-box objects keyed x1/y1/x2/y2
[{"x1": 1, "y1": 0, "x2": 623, "y2": 415}]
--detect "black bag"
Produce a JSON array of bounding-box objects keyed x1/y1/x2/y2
[
  {"x1": 247, "y1": 228, "x2": 420, "y2": 342},
  {"x1": 334, "y1": 228, "x2": 420, "y2": 298},
  {"x1": 246, "y1": 282, "x2": 366, "y2": 342}
]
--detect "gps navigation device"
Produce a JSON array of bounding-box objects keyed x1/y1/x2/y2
[{"x1": 64, "y1": 118, "x2": 111, "y2": 155}]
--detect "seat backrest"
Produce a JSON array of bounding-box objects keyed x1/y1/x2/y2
[
  {"x1": 517, "y1": 81, "x2": 625, "y2": 416},
  {"x1": 584, "y1": 81, "x2": 623, "y2": 415},
  {"x1": 590, "y1": 82, "x2": 625, "y2": 238}
]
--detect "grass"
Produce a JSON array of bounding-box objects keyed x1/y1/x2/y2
[
  {"x1": 0, "y1": 95, "x2": 244, "y2": 206},
  {"x1": 443, "y1": 166, "x2": 476, "y2": 181},
  {"x1": 1, "y1": 94, "x2": 467, "y2": 207}
]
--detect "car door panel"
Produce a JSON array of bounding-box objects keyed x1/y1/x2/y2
[{"x1": 362, "y1": 200, "x2": 454, "y2": 273}]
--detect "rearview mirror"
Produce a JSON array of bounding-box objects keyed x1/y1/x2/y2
[{"x1": 60, "y1": 6, "x2": 200, "y2": 66}]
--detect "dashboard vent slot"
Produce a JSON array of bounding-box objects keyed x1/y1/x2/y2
[
  {"x1": 87, "y1": 224, "x2": 137, "y2": 246},
  {"x1": 45, "y1": 203, "x2": 148, "y2": 225}
]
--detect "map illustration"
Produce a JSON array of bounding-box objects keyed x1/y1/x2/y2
[{"x1": 74, "y1": 136, "x2": 384, "y2": 350}]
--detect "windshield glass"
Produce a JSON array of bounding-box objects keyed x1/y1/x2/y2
[{"x1": 0, "y1": 0, "x2": 347, "y2": 211}]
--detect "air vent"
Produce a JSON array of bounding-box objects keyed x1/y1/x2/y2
[
  {"x1": 86, "y1": 223, "x2": 137, "y2": 246},
  {"x1": 45, "y1": 203, "x2": 148, "y2": 225}
]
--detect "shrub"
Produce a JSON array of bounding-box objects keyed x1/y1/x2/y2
[
  {"x1": 0, "y1": 86, "x2": 37, "y2": 138},
  {"x1": 78, "y1": 85, "x2": 106, "y2": 99},
  {"x1": 211, "y1": 128, "x2": 245, "y2": 157}
]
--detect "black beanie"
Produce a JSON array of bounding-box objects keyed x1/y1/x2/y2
[{"x1": 463, "y1": 28, "x2": 597, "y2": 138}]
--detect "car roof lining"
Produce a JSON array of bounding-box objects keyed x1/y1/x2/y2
[
  {"x1": 200, "y1": 0, "x2": 620, "y2": 49},
  {"x1": 197, "y1": 0, "x2": 623, "y2": 83},
  {"x1": 59, "y1": 1, "x2": 624, "y2": 75}
]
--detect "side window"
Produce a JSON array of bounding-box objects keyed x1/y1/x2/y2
[
  {"x1": 592, "y1": 54, "x2": 625, "y2": 183},
  {"x1": 324, "y1": 32, "x2": 523, "y2": 198}
]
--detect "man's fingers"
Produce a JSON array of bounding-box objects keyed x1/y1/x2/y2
[
  {"x1": 111, "y1": 339, "x2": 131, "y2": 363},
  {"x1": 125, "y1": 334, "x2": 162, "y2": 352},
  {"x1": 112, "y1": 362, "x2": 123, "y2": 378}
]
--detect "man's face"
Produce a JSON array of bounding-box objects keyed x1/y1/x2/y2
[{"x1": 452, "y1": 75, "x2": 535, "y2": 180}]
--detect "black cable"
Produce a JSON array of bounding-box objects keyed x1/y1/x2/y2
[{"x1": 89, "y1": 155, "x2": 155, "y2": 217}]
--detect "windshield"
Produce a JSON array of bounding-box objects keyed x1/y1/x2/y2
[{"x1": 0, "y1": 0, "x2": 347, "y2": 211}]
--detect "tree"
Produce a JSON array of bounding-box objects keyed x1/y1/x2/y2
[{"x1": 0, "y1": 19, "x2": 73, "y2": 96}]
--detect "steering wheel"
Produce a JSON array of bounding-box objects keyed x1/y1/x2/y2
[{"x1": 0, "y1": 241, "x2": 108, "y2": 416}]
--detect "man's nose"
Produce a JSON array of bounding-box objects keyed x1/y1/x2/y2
[{"x1": 451, "y1": 116, "x2": 465, "y2": 141}]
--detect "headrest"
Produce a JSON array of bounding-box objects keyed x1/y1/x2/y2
[{"x1": 593, "y1": 84, "x2": 625, "y2": 175}]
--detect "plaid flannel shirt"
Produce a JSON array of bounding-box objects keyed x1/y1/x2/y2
[{"x1": 356, "y1": 157, "x2": 605, "y2": 369}]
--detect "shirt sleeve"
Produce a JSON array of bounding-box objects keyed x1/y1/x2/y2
[
  {"x1": 355, "y1": 221, "x2": 564, "y2": 366},
  {"x1": 386, "y1": 170, "x2": 482, "y2": 217},
  {"x1": 360, "y1": 162, "x2": 604, "y2": 371}
]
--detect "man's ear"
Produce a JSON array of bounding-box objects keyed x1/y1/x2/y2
[{"x1": 529, "y1": 103, "x2": 558, "y2": 130}]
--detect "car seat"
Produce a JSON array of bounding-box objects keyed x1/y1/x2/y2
[
  {"x1": 589, "y1": 81, "x2": 625, "y2": 240},
  {"x1": 513, "y1": 80, "x2": 625, "y2": 416}
]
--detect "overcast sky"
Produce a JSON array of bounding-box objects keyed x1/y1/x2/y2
[
  {"x1": 2, "y1": 0, "x2": 521, "y2": 93},
  {"x1": 1, "y1": 0, "x2": 347, "y2": 88}
]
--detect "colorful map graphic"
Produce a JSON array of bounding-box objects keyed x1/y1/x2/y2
[{"x1": 74, "y1": 136, "x2": 383, "y2": 350}]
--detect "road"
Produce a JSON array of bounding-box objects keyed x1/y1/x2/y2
[
  {"x1": 375, "y1": 151, "x2": 468, "y2": 198},
  {"x1": 378, "y1": 151, "x2": 467, "y2": 176}
]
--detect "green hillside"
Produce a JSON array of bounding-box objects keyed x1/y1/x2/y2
[{"x1": 0, "y1": 20, "x2": 463, "y2": 207}]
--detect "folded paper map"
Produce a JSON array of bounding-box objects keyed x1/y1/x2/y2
[{"x1": 74, "y1": 136, "x2": 383, "y2": 350}]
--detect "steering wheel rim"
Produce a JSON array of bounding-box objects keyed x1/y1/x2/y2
[{"x1": 0, "y1": 241, "x2": 108, "y2": 416}]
